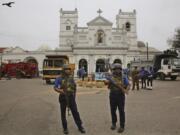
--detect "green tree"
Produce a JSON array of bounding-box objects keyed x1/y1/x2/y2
[{"x1": 172, "y1": 28, "x2": 180, "y2": 49}]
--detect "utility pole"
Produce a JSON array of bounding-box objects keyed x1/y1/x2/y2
[
  {"x1": 146, "y1": 42, "x2": 149, "y2": 61},
  {"x1": 0, "y1": 53, "x2": 2, "y2": 79}
]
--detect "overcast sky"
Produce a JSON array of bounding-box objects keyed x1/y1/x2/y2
[{"x1": 0, "y1": 0, "x2": 180, "y2": 51}]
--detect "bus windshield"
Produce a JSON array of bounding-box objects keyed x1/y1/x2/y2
[
  {"x1": 43, "y1": 60, "x2": 53, "y2": 67},
  {"x1": 43, "y1": 59, "x2": 65, "y2": 68},
  {"x1": 54, "y1": 60, "x2": 64, "y2": 67}
]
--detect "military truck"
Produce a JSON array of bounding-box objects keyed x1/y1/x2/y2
[
  {"x1": 1, "y1": 62, "x2": 37, "y2": 78},
  {"x1": 153, "y1": 54, "x2": 180, "y2": 80}
]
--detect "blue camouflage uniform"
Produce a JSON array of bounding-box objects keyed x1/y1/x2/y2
[
  {"x1": 54, "y1": 75, "x2": 83, "y2": 132},
  {"x1": 107, "y1": 64, "x2": 129, "y2": 130}
]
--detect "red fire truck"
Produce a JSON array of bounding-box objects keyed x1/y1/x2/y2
[{"x1": 1, "y1": 62, "x2": 38, "y2": 78}]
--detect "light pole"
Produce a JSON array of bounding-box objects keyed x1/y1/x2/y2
[
  {"x1": 146, "y1": 42, "x2": 149, "y2": 61},
  {"x1": 0, "y1": 52, "x2": 2, "y2": 78}
]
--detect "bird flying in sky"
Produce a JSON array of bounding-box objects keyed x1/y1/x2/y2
[{"x1": 2, "y1": 2, "x2": 15, "y2": 7}]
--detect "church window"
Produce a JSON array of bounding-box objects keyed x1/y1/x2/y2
[
  {"x1": 125, "y1": 22, "x2": 131, "y2": 31},
  {"x1": 66, "y1": 26, "x2": 71, "y2": 30}
]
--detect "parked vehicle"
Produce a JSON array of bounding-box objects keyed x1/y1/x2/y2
[
  {"x1": 153, "y1": 54, "x2": 180, "y2": 80},
  {"x1": 1, "y1": 62, "x2": 37, "y2": 78},
  {"x1": 42, "y1": 55, "x2": 75, "y2": 84}
]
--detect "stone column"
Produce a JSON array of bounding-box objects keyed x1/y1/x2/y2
[
  {"x1": 74, "y1": 55, "x2": 79, "y2": 77},
  {"x1": 88, "y1": 55, "x2": 94, "y2": 74},
  {"x1": 123, "y1": 54, "x2": 126, "y2": 68}
]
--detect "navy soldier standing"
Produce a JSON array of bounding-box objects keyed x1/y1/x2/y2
[
  {"x1": 54, "y1": 65, "x2": 86, "y2": 134},
  {"x1": 131, "y1": 66, "x2": 139, "y2": 90},
  {"x1": 104, "y1": 63, "x2": 130, "y2": 133}
]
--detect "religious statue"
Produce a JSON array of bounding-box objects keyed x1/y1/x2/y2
[{"x1": 98, "y1": 31, "x2": 103, "y2": 43}]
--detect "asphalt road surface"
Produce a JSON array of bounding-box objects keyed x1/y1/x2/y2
[{"x1": 0, "y1": 78, "x2": 180, "y2": 135}]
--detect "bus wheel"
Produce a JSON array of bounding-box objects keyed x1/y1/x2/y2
[{"x1": 171, "y1": 76, "x2": 177, "y2": 81}]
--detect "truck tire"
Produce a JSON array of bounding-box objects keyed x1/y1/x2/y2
[
  {"x1": 46, "y1": 79, "x2": 51, "y2": 84},
  {"x1": 171, "y1": 76, "x2": 177, "y2": 80},
  {"x1": 159, "y1": 73, "x2": 165, "y2": 80},
  {"x1": 153, "y1": 74, "x2": 157, "y2": 79}
]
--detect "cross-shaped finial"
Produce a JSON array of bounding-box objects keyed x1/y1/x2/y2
[{"x1": 97, "y1": 9, "x2": 102, "y2": 16}]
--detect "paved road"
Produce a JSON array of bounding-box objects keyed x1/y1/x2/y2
[{"x1": 0, "y1": 78, "x2": 180, "y2": 135}]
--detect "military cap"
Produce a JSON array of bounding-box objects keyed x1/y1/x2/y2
[{"x1": 111, "y1": 63, "x2": 122, "y2": 70}]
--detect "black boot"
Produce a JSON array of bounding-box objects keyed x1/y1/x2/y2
[
  {"x1": 63, "y1": 129, "x2": 69, "y2": 134},
  {"x1": 117, "y1": 127, "x2": 124, "y2": 133},
  {"x1": 110, "y1": 123, "x2": 116, "y2": 130},
  {"x1": 79, "y1": 126, "x2": 86, "y2": 134}
]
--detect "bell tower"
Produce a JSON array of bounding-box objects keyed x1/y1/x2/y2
[
  {"x1": 116, "y1": 9, "x2": 136, "y2": 33},
  {"x1": 116, "y1": 9, "x2": 138, "y2": 50},
  {"x1": 59, "y1": 8, "x2": 78, "y2": 47}
]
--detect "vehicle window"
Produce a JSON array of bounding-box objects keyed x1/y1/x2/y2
[
  {"x1": 173, "y1": 59, "x2": 180, "y2": 66},
  {"x1": 43, "y1": 60, "x2": 53, "y2": 67},
  {"x1": 54, "y1": 60, "x2": 64, "y2": 67},
  {"x1": 163, "y1": 59, "x2": 169, "y2": 65}
]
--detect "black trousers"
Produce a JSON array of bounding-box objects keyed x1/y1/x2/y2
[
  {"x1": 109, "y1": 92, "x2": 125, "y2": 128},
  {"x1": 147, "y1": 77, "x2": 153, "y2": 87},
  {"x1": 59, "y1": 94, "x2": 82, "y2": 130},
  {"x1": 141, "y1": 77, "x2": 146, "y2": 88}
]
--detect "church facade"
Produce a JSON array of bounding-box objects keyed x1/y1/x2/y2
[{"x1": 57, "y1": 8, "x2": 158, "y2": 75}]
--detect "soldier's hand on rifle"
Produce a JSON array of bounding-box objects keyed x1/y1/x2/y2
[
  {"x1": 59, "y1": 89, "x2": 65, "y2": 94},
  {"x1": 54, "y1": 88, "x2": 65, "y2": 94}
]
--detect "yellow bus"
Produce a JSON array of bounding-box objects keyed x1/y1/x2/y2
[{"x1": 43, "y1": 56, "x2": 68, "y2": 84}]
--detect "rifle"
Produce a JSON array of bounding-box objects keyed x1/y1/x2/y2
[
  {"x1": 104, "y1": 58, "x2": 129, "y2": 95},
  {"x1": 106, "y1": 76, "x2": 129, "y2": 94},
  {"x1": 62, "y1": 75, "x2": 77, "y2": 116},
  {"x1": 61, "y1": 77, "x2": 71, "y2": 116}
]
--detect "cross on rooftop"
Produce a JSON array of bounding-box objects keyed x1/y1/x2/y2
[{"x1": 97, "y1": 9, "x2": 102, "y2": 16}]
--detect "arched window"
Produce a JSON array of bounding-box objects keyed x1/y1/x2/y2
[
  {"x1": 125, "y1": 22, "x2": 131, "y2": 31},
  {"x1": 24, "y1": 57, "x2": 39, "y2": 77},
  {"x1": 97, "y1": 30, "x2": 104, "y2": 44},
  {"x1": 79, "y1": 59, "x2": 88, "y2": 74},
  {"x1": 96, "y1": 59, "x2": 105, "y2": 72},
  {"x1": 113, "y1": 59, "x2": 122, "y2": 64}
]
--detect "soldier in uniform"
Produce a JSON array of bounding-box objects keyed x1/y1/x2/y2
[
  {"x1": 139, "y1": 67, "x2": 147, "y2": 89},
  {"x1": 147, "y1": 66, "x2": 154, "y2": 90},
  {"x1": 131, "y1": 66, "x2": 139, "y2": 90},
  {"x1": 54, "y1": 65, "x2": 86, "y2": 134},
  {"x1": 104, "y1": 63, "x2": 130, "y2": 133}
]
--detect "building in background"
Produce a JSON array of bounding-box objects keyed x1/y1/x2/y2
[
  {"x1": 1, "y1": 9, "x2": 160, "y2": 76},
  {"x1": 57, "y1": 8, "x2": 160, "y2": 74}
]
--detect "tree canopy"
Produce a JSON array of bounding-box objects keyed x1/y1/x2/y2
[{"x1": 172, "y1": 28, "x2": 180, "y2": 49}]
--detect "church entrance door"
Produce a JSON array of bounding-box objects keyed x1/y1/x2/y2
[
  {"x1": 79, "y1": 59, "x2": 88, "y2": 75},
  {"x1": 96, "y1": 59, "x2": 105, "y2": 72}
]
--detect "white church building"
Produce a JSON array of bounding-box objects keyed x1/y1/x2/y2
[{"x1": 1, "y1": 8, "x2": 160, "y2": 75}]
